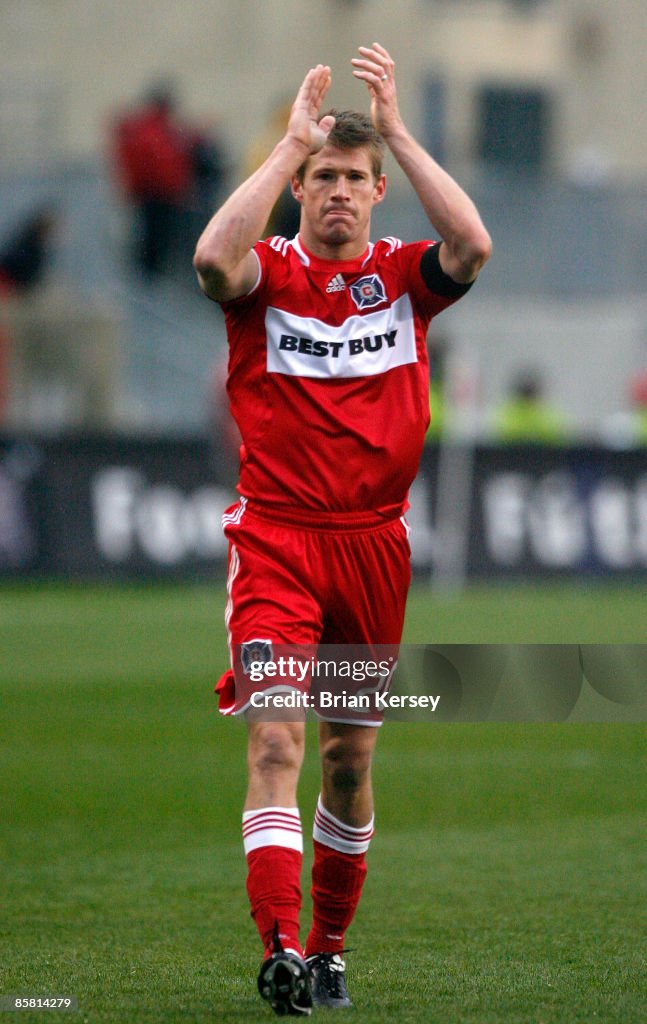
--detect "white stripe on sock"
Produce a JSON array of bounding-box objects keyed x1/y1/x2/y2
[
  {"x1": 312, "y1": 795, "x2": 374, "y2": 855},
  {"x1": 242, "y1": 806, "x2": 303, "y2": 855}
]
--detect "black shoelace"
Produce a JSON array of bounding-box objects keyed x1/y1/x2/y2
[{"x1": 307, "y1": 952, "x2": 350, "y2": 998}]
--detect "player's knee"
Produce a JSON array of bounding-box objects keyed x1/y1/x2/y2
[
  {"x1": 329, "y1": 764, "x2": 365, "y2": 794},
  {"x1": 248, "y1": 724, "x2": 304, "y2": 778},
  {"x1": 321, "y1": 737, "x2": 372, "y2": 793}
]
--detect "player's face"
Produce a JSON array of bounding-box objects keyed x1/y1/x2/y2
[{"x1": 292, "y1": 145, "x2": 386, "y2": 256}]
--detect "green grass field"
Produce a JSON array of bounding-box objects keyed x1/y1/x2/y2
[{"x1": 1, "y1": 583, "x2": 645, "y2": 1023}]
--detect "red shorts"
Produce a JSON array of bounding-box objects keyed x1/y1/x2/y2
[{"x1": 216, "y1": 498, "x2": 412, "y2": 721}]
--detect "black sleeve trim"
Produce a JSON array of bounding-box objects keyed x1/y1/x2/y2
[{"x1": 420, "y1": 243, "x2": 473, "y2": 299}]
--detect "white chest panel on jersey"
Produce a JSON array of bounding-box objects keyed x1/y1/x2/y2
[{"x1": 264, "y1": 293, "x2": 417, "y2": 380}]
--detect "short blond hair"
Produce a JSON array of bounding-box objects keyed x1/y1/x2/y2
[{"x1": 295, "y1": 109, "x2": 385, "y2": 183}]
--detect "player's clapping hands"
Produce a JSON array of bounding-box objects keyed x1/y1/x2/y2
[
  {"x1": 351, "y1": 42, "x2": 403, "y2": 138},
  {"x1": 287, "y1": 64, "x2": 336, "y2": 155},
  {"x1": 286, "y1": 44, "x2": 403, "y2": 157}
]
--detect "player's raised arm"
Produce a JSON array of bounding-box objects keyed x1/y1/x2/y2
[
  {"x1": 351, "y1": 42, "x2": 492, "y2": 284},
  {"x1": 193, "y1": 65, "x2": 335, "y2": 302}
]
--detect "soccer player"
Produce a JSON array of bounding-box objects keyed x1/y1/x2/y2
[{"x1": 194, "y1": 42, "x2": 491, "y2": 1016}]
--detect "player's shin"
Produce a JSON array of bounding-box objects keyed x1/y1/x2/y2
[
  {"x1": 242, "y1": 807, "x2": 304, "y2": 957},
  {"x1": 305, "y1": 796, "x2": 374, "y2": 955}
]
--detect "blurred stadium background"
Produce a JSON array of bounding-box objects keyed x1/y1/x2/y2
[
  {"x1": 1, "y1": 0, "x2": 647, "y2": 587},
  {"x1": 1, "y1": 4, "x2": 646, "y2": 1022}
]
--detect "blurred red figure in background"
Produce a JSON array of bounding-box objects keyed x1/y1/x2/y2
[{"x1": 112, "y1": 84, "x2": 193, "y2": 277}]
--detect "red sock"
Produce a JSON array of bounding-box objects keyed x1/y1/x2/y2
[
  {"x1": 305, "y1": 797, "x2": 374, "y2": 956},
  {"x1": 243, "y1": 807, "x2": 303, "y2": 957}
]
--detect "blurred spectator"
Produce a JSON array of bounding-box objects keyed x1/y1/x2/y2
[
  {"x1": 601, "y1": 371, "x2": 647, "y2": 447},
  {"x1": 241, "y1": 98, "x2": 300, "y2": 238},
  {"x1": 191, "y1": 121, "x2": 228, "y2": 219},
  {"x1": 490, "y1": 369, "x2": 569, "y2": 445},
  {"x1": 183, "y1": 119, "x2": 230, "y2": 281},
  {"x1": 112, "y1": 82, "x2": 194, "y2": 277},
  {"x1": 0, "y1": 207, "x2": 58, "y2": 423},
  {"x1": 0, "y1": 205, "x2": 121, "y2": 431},
  {"x1": 424, "y1": 333, "x2": 449, "y2": 443},
  {"x1": 112, "y1": 82, "x2": 229, "y2": 280},
  {"x1": 0, "y1": 207, "x2": 57, "y2": 294},
  {"x1": 627, "y1": 372, "x2": 647, "y2": 443},
  {"x1": 424, "y1": 334, "x2": 482, "y2": 442}
]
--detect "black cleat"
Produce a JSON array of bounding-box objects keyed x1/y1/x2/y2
[
  {"x1": 305, "y1": 952, "x2": 352, "y2": 1009},
  {"x1": 258, "y1": 925, "x2": 312, "y2": 1017}
]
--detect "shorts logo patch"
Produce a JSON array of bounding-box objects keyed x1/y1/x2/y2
[
  {"x1": 349, "y1": 274, "x2": 387, "y2": 310},
  {"x1": 241, "y1": 639, "x2": 274, "y2": 674}
]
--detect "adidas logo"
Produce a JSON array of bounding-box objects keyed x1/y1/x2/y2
[{"x1": 326, "y1": 274, "x2": 346, "y2": 293}]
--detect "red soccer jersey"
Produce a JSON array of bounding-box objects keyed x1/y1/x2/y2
[{"x1": 221, "y1": 234, "x2": 469, "y2": 515}]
